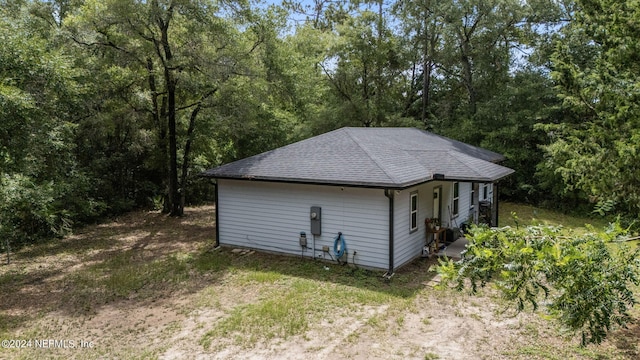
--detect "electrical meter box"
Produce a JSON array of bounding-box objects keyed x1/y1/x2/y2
[{"x1": 310, "y1": 206, "x2": 321, "y2": 235}]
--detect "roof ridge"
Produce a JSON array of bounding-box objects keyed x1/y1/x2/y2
[
  {"x1": 447, "y1": 150, "x2": 486, "y2": 178},
  {"x1": 344, "y1": 128, "x2": 399, "y2": 185},
  {"x1": 415, "y1": 128, "x2": 505, "y2": 163}
]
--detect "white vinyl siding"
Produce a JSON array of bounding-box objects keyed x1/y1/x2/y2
[
  {"x1": 480, "y1": 183, "x2": 495, "y2": 204},
  {"x1": 218, "y1": 179, "x2": 480, "y2": 272},
  {"x1": 394, "y1": 182, "x2": 434, "y2": 268},
  {"x1": 445, "y1": 182, "x2": 472, "y2": 226},
  {"x1": 217, "y1": 180, "x2": 389, "y2": 269},
  {"x1": 394, "y1": 181, "x2": 476, "y2": 268},
  {"x1": 456, "y1": 182, "x2": 472, "y2": 225}
]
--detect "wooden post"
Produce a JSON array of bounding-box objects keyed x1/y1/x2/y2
[
  {"x1": 491, "y1": 183, "x2": 499, "y2": 227},
  {"x1": 473, "y1": 182, "x2": 480, "y2": 224}
]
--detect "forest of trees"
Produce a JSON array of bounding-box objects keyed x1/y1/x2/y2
[{"x1": 1, "y1": 0, "x2": 640, "y2": 248}]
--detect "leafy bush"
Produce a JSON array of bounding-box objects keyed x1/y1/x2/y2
[
  {"x1": 0, "y1": 172, "x2": 103, "y2": 253},
  {"x1": 0, "y1": 174, "x2": 63, "y2": 247},
  {"x1": 438, "y1": 220, "x2": 640, "y2": 345}
]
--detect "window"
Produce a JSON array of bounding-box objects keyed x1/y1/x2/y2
[
  {"x1": 452, "y1": 182, "x2": 459, "y2": 217},
  {"x1": 470, "y1": 185, "x2": 475, "y2": 209},
  {"x1": 483, "y1": 184, "x2": 489, "y2": 200},
  {"x1": 410, "y1": 192, "x2": 418, "y2": 232}
]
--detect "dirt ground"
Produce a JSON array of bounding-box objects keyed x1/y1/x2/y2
[{"x1": 0, "y1": 206, "x2": 638, "y2": 359}]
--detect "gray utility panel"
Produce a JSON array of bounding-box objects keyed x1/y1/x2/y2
[{"x1": 310, "y1": 206, "x2": 321, "y2": 235}]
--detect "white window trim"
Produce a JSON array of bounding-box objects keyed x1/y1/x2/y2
[
  {"x1": 452, "y1": 182, "x2": 459, "y2": 217},
  {"x1": 410, "y1": 191, "x2": 418, "y2": 233},
  {"x1": 470, "y1": 185, "x2": 475, "y2": 210},
  {"x1": 483, "y1": 184, "x2": 489, "y2": 200}
]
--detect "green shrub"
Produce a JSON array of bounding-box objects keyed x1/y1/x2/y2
[
  {"x1": 438, "y1": 221, "x2": 640, "y2": 345},
  {"x1": 0, "y1": 172, "x2": 103, "y2": 253}
]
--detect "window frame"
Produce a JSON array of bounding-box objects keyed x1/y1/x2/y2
[
  {"x1": 470, "y1": 184, "x2": 475, "y2": 210},
  {"x1": 452, "y1": 182, "x2": 459, "y2": 217},
  {"x1": 410, "y1": 191, "x2": 418, "y2": 233}
]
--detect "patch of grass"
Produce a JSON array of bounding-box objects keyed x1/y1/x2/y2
[
  {"x1": 0, "y1": 269, "x2": 24, "y2": 287},
  {"x1": 64, "y1": 251, "x2": 192, "y2": 311},
  {"x1": 365, "y1": 314, "x2": 383, "y2": 329},
  {"x1": 507, "y1": 345, "x2": 563, "y2": 359},
  {"x1": 521, "y1": 322, "x2": 540, "y2": 338},
  {"x1": 506, "y1": 343, "x2": 615, "y2": 360},
  {"x1": 0, "y1": 313, "x2": 29, "y2": 338},
  {"x1": 424, "y1": 352, "x2": 440, "y2": 360},
  {"x1": 200, "y1": 275, "x2": 398, "y2": 348},
  {"x1": 453, "y1": 308, "x2": 464, "y2": 317},
  {"x1": 238, "y1": 270, "x2": 283, "y2": 284},
  {"x1": 192, "y1": 286, "x2": 222, "y2": 309},
  {"x1": 191, "y1": 248, "x2": 234, "y2": 273},
  {"x1": 206, "y1": 291, "x2": 309, "y2": 346},
  {"x1": 500, "y1": 202, "x2": 610, "y2": 233}
]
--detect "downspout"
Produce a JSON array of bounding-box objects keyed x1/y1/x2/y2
[
  {"x1": 384, "y1": 189, "x2": 395, "y2": 278},
  {"x1": 214, "y1": 180, "x2": 220, "y2": 248}
]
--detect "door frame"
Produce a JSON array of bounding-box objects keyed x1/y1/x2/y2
[{"x1": 432, "y1": 185, "x2": 442, "y2": 222}]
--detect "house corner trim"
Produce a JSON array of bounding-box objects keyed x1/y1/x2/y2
[{"x1": 384, "y1": 189, "x2": 395, "y2": 276}]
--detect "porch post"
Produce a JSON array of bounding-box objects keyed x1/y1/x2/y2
[
  {"x1": 491, "y1": 182, "x2": 499, "y2": 227},
  {"x1": 473, "y1": 182, "x2": 480, "y2": 224}
]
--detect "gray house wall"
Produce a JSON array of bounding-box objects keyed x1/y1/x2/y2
[
  {"x1": 217, "y1": 179, "x2": 495, "y2": 271},
  {"x1": 217, "y1": 179, "x2": 390, "y2": 269},
  {"x1": 392, "y1": 181, "x2": 492, "y2": 269}
]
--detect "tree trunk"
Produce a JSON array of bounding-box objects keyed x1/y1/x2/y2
[
  {"x1": 167, "y1": 71, "x2": 180, "y2": 216},
  {"x1": 179, "y1": 88, "x2": 217, "y2": 211},
  {"x1": 156, "y1": 2, "x2": 181, "y2": 216},
  {"x1": 421, "y1": 55, "x2": 432, "y2": 125},
  {"x1": 147, "y1": 57, "x2": 170, "y2": 213},
  {"x1": 180, "y1": 106, "x2": 199, "y2": 213},
  {"x1": 460, "y1": 40, "x2": 477, "y2": 116}
]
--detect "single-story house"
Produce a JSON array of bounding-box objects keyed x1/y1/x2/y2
[{"x1": 202, "y1": 127, "x2": 514, "y2": 275}]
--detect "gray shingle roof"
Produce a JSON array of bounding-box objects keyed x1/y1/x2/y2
[{"x1": 202, "y1": 127, "x2": 514, "y2": 188}]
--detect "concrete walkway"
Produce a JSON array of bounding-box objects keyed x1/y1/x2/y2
[{"x1": 437, "y1": 237, "x2": 469, "y2": 259}]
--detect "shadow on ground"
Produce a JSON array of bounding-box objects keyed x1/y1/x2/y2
[
  {"x1": 0, "y1": 207, "x2": 217, "y2": 323},
  {"x1": 202, "y1": 246, "x2": 440, "y2": 299},
  {"x1": 0, "y1": 205, "x2": 439, "y2": 335},
  {"x1": 612, "y1": 317, "x2": 640, "y2": 358}
]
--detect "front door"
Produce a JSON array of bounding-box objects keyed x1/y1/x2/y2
[{"x1": 433, "y1": 186, "x2": 442, "y2": 222}]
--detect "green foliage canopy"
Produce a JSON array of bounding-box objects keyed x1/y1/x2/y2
[
  {"x1": 543, "y1": 0, "x2": 640, "y2": 216},
  {"x1": 5, "y1": 0, "x2": 640, "y2": 249},
  {"x1": 438, "y1": 222, "x2": 640, "y2": 345},
  {"x1": 0, "y1": 5, "x2": 97, "y2": 252}
]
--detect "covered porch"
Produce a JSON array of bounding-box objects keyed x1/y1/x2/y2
[{"x1": 417, "y1": 179, "x2": 500, "y2": 258}]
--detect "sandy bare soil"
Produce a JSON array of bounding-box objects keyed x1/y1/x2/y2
[{"x1": 0, "y1": 206, "x2": 637, "y2": 359}]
